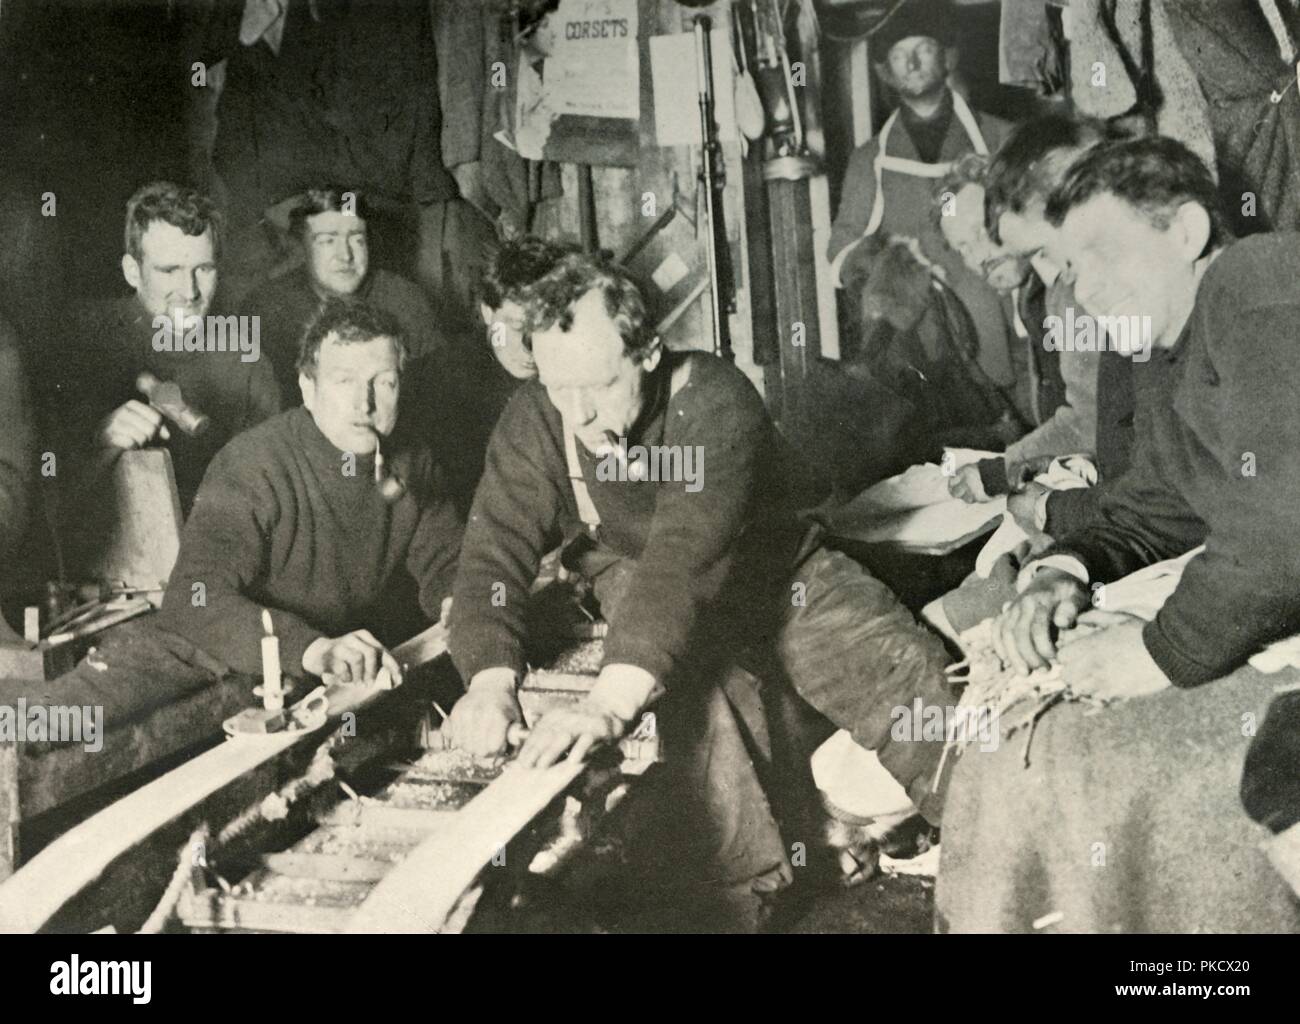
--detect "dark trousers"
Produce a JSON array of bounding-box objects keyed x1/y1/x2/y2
[
  {"x1": 578, "y1": 541, "x2": 955, "y2": 901},
  {"x1": 770, "y1": 546, "x2": 957, "y2": 824}
]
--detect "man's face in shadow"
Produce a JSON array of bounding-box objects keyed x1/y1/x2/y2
[
  {"x1": 305, "y1": 210, "x2": 369, "y2": 298},
  {"x1": 880, "y1": 36, "x2": 950, "y2": 102}
]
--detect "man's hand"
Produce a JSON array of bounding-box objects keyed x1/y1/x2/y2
[
  {"x1": 992, "y1": 567, "x2": 1090, "y2": 674},
  {"x1": 302, "y1": 629, "x2": 401, "y2": 685},
  {"x1": 1058, "y1": 618, "x2": 1171, "y2": 701},
  {"x1": 515, "y1": 663, "x2": 659, "y2": 768},
  {"x1": 96, "y1": 400, "x2": 169, "y2": 450},
  {"x1": 444, "y1": 667, "x2": 523, "y2": 757},
  {"x1": 948, "y1": 463, "x2": 990, "y2": 503},
  {"x1": 515, "y1": 697, "x2": 625, "y2": 769},
  {"x1": 1006, "y1": 481, "x2": 1048, "y2": 534}
]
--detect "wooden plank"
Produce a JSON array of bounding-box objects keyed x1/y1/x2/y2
[
  {"x1": 314, "y1": 805, "x2": 458, "y2": 833},
  {"x1": 179, "y1": 891, "x2": 354, "y2": 934},
  {"x1": 81, "y1": 449, "x2": 184, "y2": 597},
  {"x1": 0, "y1": 727, "x2": 303, "y2": 933},
  {"x1": 261, "y1": 853, "x2": 392, "y2": 884},
  {"x1": 345, "y1": 758, "x2": 585, "y2": 934},
  {"x1": 0, "y1": 623, "x2": 447, "y2": 933}
]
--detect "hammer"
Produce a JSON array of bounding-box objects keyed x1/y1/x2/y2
[{"x1": 137, "y1": 372, "x2": 211, "y2": 436}]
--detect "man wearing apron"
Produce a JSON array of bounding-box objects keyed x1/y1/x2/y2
[
  {"x1": 444, "y1": 254, "x2": 957, "y2": 929},
  {"x1": 829, "y1": 2, "x2": 1016, "y2": 389}
]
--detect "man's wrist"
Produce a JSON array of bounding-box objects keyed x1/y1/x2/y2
[{"x1": 590, "y1": 663, "x2": 662, "y2": 723}]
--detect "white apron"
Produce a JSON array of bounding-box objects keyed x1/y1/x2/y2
[{"x1": 832, "y1": 90, "x2": 990, "y2": 287}]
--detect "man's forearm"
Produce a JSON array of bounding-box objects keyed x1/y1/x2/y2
[
  {"x1": 161, "y1": 582, "x2": 322, "y2": 678},
  {"x1": 1004, "y1": 403, "x2": 1094, "y2": 469},
  {"x1": 1043, "y1": 486, "x2": 1102, "y2": 538},
  {"x1": 447, "y1": 574, "x2": 530, "y2": 682}
]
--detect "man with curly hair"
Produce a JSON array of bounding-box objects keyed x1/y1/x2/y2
[{"x1": 445, "y1": 253, "x2": 956, "y2": 927}]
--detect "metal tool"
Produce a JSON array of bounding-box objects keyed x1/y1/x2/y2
[
  {"x1": 136, "y1": 372, "x2": 211, "y2": 436},
  {"x1": 693, "y1": 14, "x2": 736, "y2": 361}
]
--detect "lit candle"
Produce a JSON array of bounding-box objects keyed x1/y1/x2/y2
[{"x1": 261, "y1": 608, "x2": 283, "y2": 712}]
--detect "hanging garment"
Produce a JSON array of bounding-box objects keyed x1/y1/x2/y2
[
  {"x1": 1161, "y1": 0, "x2": 1300, "y2": 232},
  {"x1": 1068, "y1": 0, "x2": 1215, "y2": 170},
  {"x1": 999, "y1": 0, "x2": 1056, "y2": 89},
  {"x1": 208, "y1": 0, "x2": 457, "y2": 215}
]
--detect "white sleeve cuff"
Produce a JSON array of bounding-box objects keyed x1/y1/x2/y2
[
  {"x1": 1034, "y1": 489, "x2": 1051, "y2": 531},
  {"x1": 590, "y1": 664, "x2": 663, "y2": 723},
  {"x1": 1016, "y1": 555, "x2": 1090, "y2": 592}
]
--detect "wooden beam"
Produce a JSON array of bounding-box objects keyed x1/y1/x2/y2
[
  {"x1": 345, "y1": 759, "x2": 585, "y2": 934},
  {"x1": 314, "y1": 805, "x2": 458, "y2": 833},
  {"x1": 0, "y1": 623, "x2": 448, "y2": 933},
  {"x1": 1, "y1": 614, "x2": 451, "y2": 878},
  {"x1": 0, "y1": 743, "x2": 16, "y2": 878},
  {"x1": 179, "y1": 890, "x2": 354, "y2": 934},
  {"x1": 260, "y1": 853, "x2": 392, "y2": 884}
]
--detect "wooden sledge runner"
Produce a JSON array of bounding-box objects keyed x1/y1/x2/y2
[{"x1": 0, "y1": 625, "x2": 652, "y2": 934}]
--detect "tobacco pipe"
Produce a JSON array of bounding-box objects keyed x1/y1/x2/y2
[{"x1": 372, "y1": 438, "x2": 407, "y2": 504}]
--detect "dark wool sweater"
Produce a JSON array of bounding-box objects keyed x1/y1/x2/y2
[
  {"x1": 449, "y1": 351, "x2": 807, "y2": 686},
  {"x1": 56, "y1": 297, "x2": 283, "y2": 513},
  {"x1": 900, "y1": 89, "x2": 954, "y2": 165},
  {"x1": 1042, "y1": 345, "x2": 1138, "y2": 536},
  {"x1": 242, "y1": 265, "x2": 506, "y2": 516},
  {"x1": 242, "y1": 266, "x2": 447, "y2": 407},
  {"x1": 159, "y1": 406, "x2": 462, "y2": 677},
  {"x1": 1050, "y1": 233, "x2": 1300, "y2": 687}
]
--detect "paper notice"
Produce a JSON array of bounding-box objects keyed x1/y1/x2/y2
[{"x1": 548, "y1": 0, "x2": 640, "y2": 120}]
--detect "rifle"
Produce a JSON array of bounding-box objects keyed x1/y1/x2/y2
[{"x1": 693, "y1": 15, "x2": 736, "y2": 360}]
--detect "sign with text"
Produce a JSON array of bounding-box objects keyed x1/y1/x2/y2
[{"x1": 550, "y1": 0, "x2": 640, "y2": 120}]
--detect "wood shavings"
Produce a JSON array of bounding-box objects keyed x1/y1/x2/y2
[
  {"x1": 408, "y1": 746, "x2": 505, "y2": 784},
  {"x1": 384, "y1": 780, "x2": 481, "y2": 810},
  {"x1": 544, "y1": 639, "x2": 604, "y2": 675},
  {"x1": 948, "y1": 618, "x2": 1107, "y2": 756},
  {"x1": 248, "y1": 875, "x2": 373, "y2": 908}
]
